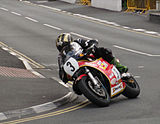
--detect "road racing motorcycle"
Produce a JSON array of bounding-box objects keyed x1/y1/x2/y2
[{"x1": 61, "y1": 44, "x2": 140, "y2": 107}]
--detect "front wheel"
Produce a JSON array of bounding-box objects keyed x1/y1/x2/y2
[
  {"x1": 78, "y1": 76, "x2": 110, "y2": 107},
  {"x1": 122, "y1": 76, "x2": 140, "y2": 98}
]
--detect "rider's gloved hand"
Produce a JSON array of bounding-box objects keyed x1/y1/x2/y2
[{"x1": 84, "y1": 39, "x2": 98, "y2": 49}]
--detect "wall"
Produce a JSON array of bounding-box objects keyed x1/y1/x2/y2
[
  {"x1": 59, "y1": 0, "x2": 122, "y2": 11},
  {"x1": 60, "y1": 0, "x2": 77, "y2": 4},
  {"x1": 92, "y1": 0, "x2": 122, "y2": 11}
]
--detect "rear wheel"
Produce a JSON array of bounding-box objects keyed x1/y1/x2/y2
[
  {"x1": 78, "y1": 76, "x2": 110, "y2": 107},
  {"x1": 122, "y1": 76, "x2": 140, "y2": 98}
]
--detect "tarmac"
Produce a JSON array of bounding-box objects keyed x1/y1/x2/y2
[
  {"x1": 29, "y1": 0, "x2": 160, "y2": 33},
  {"x1": 0, "y1": 0, "x2": 160, "y2": 121},
  {"x1": 0, "y1": 47, "x2": 75, "y2": 121}
]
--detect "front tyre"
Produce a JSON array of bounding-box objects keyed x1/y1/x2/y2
[
  {"x1": 122, "y1": 76, "x2": 140, "y2": 98},
  {"x1": 78, "y1": 76, "x2": 110, "y2": 107}
]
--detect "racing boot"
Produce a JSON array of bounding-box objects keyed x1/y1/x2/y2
[
  {"x1": 73, "y1": 82, "x2": 82, "y2": 95},
  {"x1": 111, "y1": 58, "x2": 128, "y2": 74}
]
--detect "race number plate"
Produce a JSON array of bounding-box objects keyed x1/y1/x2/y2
[
  {"x1": 64, "y1": 57, "x2": 79, "y2": 76},
  {"x1": 112, "y1": 66, "x2": 121, "y2": 81}
]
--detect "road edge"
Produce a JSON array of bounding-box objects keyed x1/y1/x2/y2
[
  {"x1": 0, "y1": 57, "x2": 77, "y2": 121},
  {"x1": 0, "y1": 92, "x2": 77, "y2": 121}
]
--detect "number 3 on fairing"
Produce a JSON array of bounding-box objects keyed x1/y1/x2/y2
[
  {"x1": 64, "y1": 57, "x2": 79, "y2": 76},
  {"x1": 66, "y1": 62, "x2": 75, "y2": 72}
]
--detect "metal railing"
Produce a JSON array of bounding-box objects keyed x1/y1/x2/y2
[
  {"x1": 126, "y1": 0, "x2": 156, "y2": 13},
  {"x1": 78, "y1": 0, "x2": 91, "y2": 5}
]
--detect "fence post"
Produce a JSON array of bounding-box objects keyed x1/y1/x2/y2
[{"x1": 156, "y1": 0, "x2": 160, "y2": 10}]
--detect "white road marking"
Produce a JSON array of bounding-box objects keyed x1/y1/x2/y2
[
  {"x1": 0, "y1": 113, "x2": 7, "y2": 121},
  {"x1": 42, "y1": 63, "x2": 58, "y2": 67},
  {"x1": 2, "y1": 47, "x2": 9, "y2": 51},
  {"x1": 138, "y1": 66, "x2": 144, "y2": 68},
  {"x1": 51, "y1": 76, "x2": 69, "y2": 88},
  {"x1": 25, "y1": 17, "x2": 39, "y2": 22},
  {"x1": 145, "y1": 31, "x2": 159, "y2": 35},
  {"x1": 113, "y1": 45, "x2": 160, "y2": 57},
  {"x1": 9, "y1": 52, "x2": 17, "y2": 56},
  {"x1": 134, "y1": 76, "x2": 141, "y2": 78},
  {"x1": 32, "y1": 102, "x2": 57, "y2": 113},
  {"x1": 36, "y1": 1, "x2": 47, "y2": 3},
  {"x1": 122, "y1": 26, "x2": 130, "y2": 29},
  {"x1": 43, "y1": 24, "x2": 62, "y2": 30},
  {"x1": 20, "y1": 58, "x2": 45, "y2": 78},
  {"x1": 23, "y1": 1, "x2": 31, "y2": 4},
  {"x1": 132, "y1": 29, "x2": 146, "y2": 32},
  {"x1": 27, "y1": 3, "x2": 160, "y2": 37},
  {"x1": 70, "y1": 32, "x2": 92, "y2": 40},
  {"x1": 0, "y1": 7, "x2": 8, "y2": 11},
  {"x1": 11, "y1": 11, "x2": 22, "y2": 16},
  {"x1": 38, "y1": 5, "x2": 61, "y2": 11}
]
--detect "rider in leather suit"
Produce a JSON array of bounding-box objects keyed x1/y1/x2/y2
[{"x1": 56, "y1": 33, "x2": 128, "y2": 84}]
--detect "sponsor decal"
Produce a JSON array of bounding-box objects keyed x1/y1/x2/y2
[
  {"x1": 112, "y1": 66, "x2": 121, "y2": 80},
  {"x1": 109, "y1": 73, "x2": 114, "y2": 79},
  {"x1": 111, "y1": 78, "x2": 116, "y2": 85},
  {"x1": 111, "y1": 82, "x2": 124, "y2": 96},
  {"x1": 87, "y1": 63, "x2": 97, "y2": 67},
  {"x1": 97, "y1": 60, "x2": 108, "y2": 70}
]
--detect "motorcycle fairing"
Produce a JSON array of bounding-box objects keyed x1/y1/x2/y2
[{"x1": 78, "y1": 58, "x2": 126, "y2": 97}]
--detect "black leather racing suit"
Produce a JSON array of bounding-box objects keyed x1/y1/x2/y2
[{"x1": 58, "y1": 39, "x2": 115, "y2": 83}]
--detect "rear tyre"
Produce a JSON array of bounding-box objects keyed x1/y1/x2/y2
[
  {"x1": 78, "y1": 76, "x2": 110, "y2": 107},
  {"x1": 122, "y1": 76, "x2": 140, "y2": 98}
]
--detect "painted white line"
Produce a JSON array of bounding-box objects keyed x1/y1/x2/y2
[
  {"x1": 2, "y1": 47, "x2": 9, "y2": 51},
  {"x1": 11, "y1": 11, "x2": 22, "y2": 16},
  {"x1": 36, "y1": 1, "x2": 47, "y2": 3},
  {"x1": 112, "y1": 23, "x2": 120, "y2": 27},
  {"x1": 149, "y1": 54, "x2": 160, "y2": 57},
  {"x1": 42, "y1": 63, "x2": 58, "y2": 67},
  {"x1": 33, "y1": 3, "x2": 160, "y2": 37},
  {"x1": 132, "y1": 29, "x2": 146, "y2": 32},
  {"x1": 32, "y1": 71, "x2": 45, "y2": 78},
  {"x1": 145, "y1": 31, "x2": 159, "y2": 35},
  {"x1": 70, "y1": 32, "x2": 92, "y2": 40},
  {"x1": 25, "y1": 17, "x2": 39, "y2": 22},
  {"x1": 43, "y1": 24, "x2": 62, "y2": 30},
  {"x1": 122, "y1": 26, "x2": 130, "y2": 29},
  {"x1": 23, "y1": 1, "x2": 31, "y2": 4},
  {"x1": 0, "y1": 113, "x2": 7, "y2": 121},
  {"x1": 73, "y1": 14, "x2": 87, "y2": 18},
  {"x1": 32, "y1": 102, "x2": 56, "y2": 113},
  {"x1": 62, "y1": 11, "x2": 67, "y2": 13},
  {"x1": 98, "y1": 20, "x2": 110, "y2": 23},
  {"x1": 106, "y1": 22, "x2": 117, "y2": 25},
  {"x1": 113, "y1": 45, "x2": 160, "y2": 57},
  {"x1": 52, "y1": 76, "x2": 69, "y2": 88},
  {"x1": 20, "y1": 57, "x2": 32, "y2": 70},
  {"x1": 20, "y1": 58, "x2": 45, "y2": 78},
  {"x1": 38, "y1": 5, "x2": 61, "y2": 11},
  {"x1": 138, "y1": 66, "x2": 144, "y2": 69},
  {"x1": 67, "y1": 12, "x2": 72, "y2": 15},
  {"x1": 0, "y1": 8, "x2": 8, "y2": 11},
  {"x1": 9, "y1": 52, "x2": 17, "y2": 56},
  {"x1": 134, "y1": 76, "x2": 141, "y2": 78},
  {"x1": 91, "y1": 18, "x2": 102, "y2": 22}
]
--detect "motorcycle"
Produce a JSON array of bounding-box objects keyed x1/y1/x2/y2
[{"x1": 62, "y1": 45, "x2": 140, "y2": 107}]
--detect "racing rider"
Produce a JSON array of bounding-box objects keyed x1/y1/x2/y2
[{"x1": 56, "y1": 33, "x2": 128, "y2": 84}]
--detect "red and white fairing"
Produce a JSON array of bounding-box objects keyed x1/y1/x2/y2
[{"x1": 78, "y1": 58, "x2": 126, "y2": 97}]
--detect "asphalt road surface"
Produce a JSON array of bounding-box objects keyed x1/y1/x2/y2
[{"x1": 0, "y1": 0, "x2": 160, "y2": 124}]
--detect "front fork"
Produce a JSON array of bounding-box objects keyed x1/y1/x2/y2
[{"x1": 84, "y1": 67, "x2": 100, "y2": 87}]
